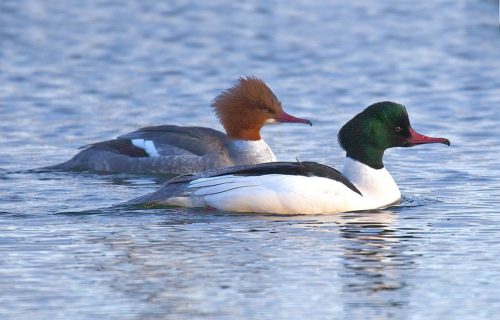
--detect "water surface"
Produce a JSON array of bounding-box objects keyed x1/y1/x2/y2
[{"x1": 1, "y1": 1, "x2": 500, "y2": 319}]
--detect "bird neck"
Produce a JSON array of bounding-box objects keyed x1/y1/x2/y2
[
  {"x1": 225, "y1": 127, "x2": 262, "y2": 141},
  {"x1": 342, "y1": 157, "x2": 401, "y2": 207},
  {"x1": 345, "y1": 144, "x2": 385, "y2": 170},
  {"x1": 227, "y1": 139, "x2": 276, "y2": 164}
]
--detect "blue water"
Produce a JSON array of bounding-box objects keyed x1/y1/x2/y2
[{"x1": 1, "y1": 0, "x2": 500, "y2": 319}]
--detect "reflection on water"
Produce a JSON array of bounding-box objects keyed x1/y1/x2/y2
[
  {"x1": 57, "y1": 210, "x2": 413, "y2": 318},
  {"x1": 49, "y1": 210, "x2": 412, "y2": 318},
  {"x1": 338, "y1": 211, "x2": 411, "y2": 317}
]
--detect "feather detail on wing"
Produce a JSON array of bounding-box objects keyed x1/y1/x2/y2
[
  {"x1": 130, "y1": 161, "x2": 367, "y2": 213},
  {"x1": 78, "y1": 139, "x2": 148, "y2": 157},
  {"x1": 117, "y1": 125, "x2": 228, "y2": 157},
  {"x1": 185, "y1": 174, "x2": 364, "y2": 214}
]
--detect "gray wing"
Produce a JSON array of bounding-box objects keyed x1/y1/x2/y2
[
  {"x1": 49, "y1": 126, "x2": 232, "y2": 174},
  {"x1": 117, "y1": 125, "x2": 229, "y2": 157},
  {"x1": 77, "y1": 139, "x2": 148, "y2": 157}
]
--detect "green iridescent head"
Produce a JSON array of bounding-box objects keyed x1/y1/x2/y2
[{"x1": 338, "y1": 101, "x2": 450, "y2": 169}]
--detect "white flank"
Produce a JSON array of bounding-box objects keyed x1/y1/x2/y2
[
  {"x1": 186, "y1": 174, "x2": 366, "y2": 214},
  {"x1": 158, "y1": 157, "x2": 403, "y2": 214}
]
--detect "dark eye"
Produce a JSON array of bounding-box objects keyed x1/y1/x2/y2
[
  {"x1": 395, "y1": 126, "x2": 403, "y2": 133},
  {"x1": 260, "y1": 106, "x2": 273, "y2": 114}
]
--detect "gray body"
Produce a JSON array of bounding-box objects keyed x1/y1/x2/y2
[{"x1": 50, "y1": 125, "x2": 275, "y2": 175}]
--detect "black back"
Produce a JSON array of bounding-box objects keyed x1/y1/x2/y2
[{"x1": 168, "y1": 161, "x2": 362, "y2": 195}]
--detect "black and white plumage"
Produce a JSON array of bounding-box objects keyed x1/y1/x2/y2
[
  {"x1": 127, "y1": 161, "x2": 372, "y2": 214},
  {"x1": 128, "y1": 102, "x2": 450, "y2": 214}
]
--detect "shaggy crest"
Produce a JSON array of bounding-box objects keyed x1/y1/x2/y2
[{"x1": 211, "y1": 77, "x2": 283, "y2": 140}]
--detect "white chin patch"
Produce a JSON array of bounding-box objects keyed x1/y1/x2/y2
[
  {"x1": 264, "y1": 118, "x2": 278, "y2": 125},
  {"x1": 131, "y1": 139, "x2": 159, "y2": 157}
]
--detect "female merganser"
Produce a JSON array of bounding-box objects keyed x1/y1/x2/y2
[
  {"x1": 128, "y1": 101, "x2": 450, "y2": 214},
  {"x1": 49, "y1": 77, "x2": 312, "y2": 174}
]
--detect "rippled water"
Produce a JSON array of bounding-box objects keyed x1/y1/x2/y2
[{"x1": 1, "y1": 0, "x2": 500, "y2": 319}]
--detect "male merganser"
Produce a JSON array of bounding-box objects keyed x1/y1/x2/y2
[
  {"x1": 49, "y1": 77, "x2": 312, "y2": 174},
  {"x1": 128, "y1": 101, "x2": 450, "y2": 214}
]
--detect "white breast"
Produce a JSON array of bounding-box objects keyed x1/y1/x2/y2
[
  {"x1": 341, "y1": 157, "x2": 401, "y2": 209},
  {"x1": 227, "y1": 139, "x2": 277, "y2": 165}
]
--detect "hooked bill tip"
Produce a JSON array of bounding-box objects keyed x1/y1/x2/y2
[{"x1": 274, "y1": 111, "x2": 312, "y2": 126}]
